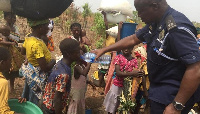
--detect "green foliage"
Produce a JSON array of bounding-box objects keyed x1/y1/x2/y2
[
  {"x1": 132, "y1": 11, "x2": 141, "y2": 23},
  {"x1": 90, "y1": 12, "x2": 106, "y2": 49},
  {"x1": 53, "y1": 17, "x2": 61, "y2": 24},
  {"x1": 118, "y1": 95, "x2": 136, "y2": 114},
  {"x1": 0, "y1": 11, "x2": 3, "y2": 19},
  {"x1": 82, "y1": 3, "x2": 91, "y2": 19},
  {"x1": 193, "y1": 21, "x2": 200, "y2": 28},
  {"x1": 82, "y1": 3, "x2": 92, "y2": 28},
  {"x1": 95, "y1": 37, "x2": 104, "y2": 49},
  {"x1": 197, "y1": 27, "x2": 200, "y2": 34},
  {"x1": 91, "y1": 13, "x2": 106, "y2": 37}
]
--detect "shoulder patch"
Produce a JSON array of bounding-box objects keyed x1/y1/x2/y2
[{"x1": 165, "y1": 15, "x2": 177, "y2": 31}]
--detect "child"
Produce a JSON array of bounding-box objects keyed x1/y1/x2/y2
[
  {"x1": 81, "y1": 29, "x2": 91, "y2": 46},
  {"x1": 0, "y1": 47, "x2": 14, "y2": 114},
  {"x1": 2, "y1": 11, "x2": 24, "y2": 92},
  {"x1": 42, "y1": 38, "x2": 81, "y2": 114},
  {"x1": 103, "y1": 47, "x2": 144, "y2": 114},
  {"x1": 67, "y1": 59, "x2": 92, "y2": 114}
]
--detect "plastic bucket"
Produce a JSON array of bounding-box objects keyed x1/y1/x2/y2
[
  {"x1": 120, "y1": 22, "x2": 137, "y2": 39},
  {"x1": 85, "y1": 109, "x2": 92, "y2": 114},
  {"x1": 8, "y1": 99, "x2": 43, "y2": 114}
]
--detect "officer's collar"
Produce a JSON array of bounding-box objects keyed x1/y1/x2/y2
[{"x1": 156, "y1": 6, "x2": 174, "y2": 32}]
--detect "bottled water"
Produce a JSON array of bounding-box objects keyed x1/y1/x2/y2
[{"x1": 81, "y1": 52, "x2": 111, "y2": 64}]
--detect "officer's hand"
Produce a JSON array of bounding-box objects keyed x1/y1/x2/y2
[
  {"x1": 163, "y1": 103, "x2": 181, "y2": 114},
  {"x1": 91, "y1": 49, "x2": 105, "y2": 61}
]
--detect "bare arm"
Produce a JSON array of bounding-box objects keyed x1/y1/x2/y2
[
  {"x1": 82, "y1": 36, "x2": 91, "y2": 46},
  {"x1": 74, "y1": 63, "x2": 92, "y2": 79},
  {"x1": 175, "y1": 61, "x2": 200, "y2": 104},
  {"x1": 0, "y1": 35, "x2": 15, "y2": 46},
  {"x1": 164, "y1": 61, "x2": 200, "y2": 113},
  {"x1": 54, "y1": 91, "x2": 63, "y2": 114},
  {"x1": 92, "y1": 34, "x2": 142, "y2": 59},
  {"x1": 37, "y1": 57, "x2": 56, "y2": 72},
  {"x1": 21, "y1": 47, "x2": 26, "y2": 55},
  {"x1": 116, "y1": 22, "x2": 123, "y2": 42},
  {"x1": 115, "y1": 64, "x2": 144, "y2": 78}
]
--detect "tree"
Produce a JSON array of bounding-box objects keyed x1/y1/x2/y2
[
  {"x1": 82, "y1": 3, "x2": 92, "y2": 28},
  {"x1": 91, "y1": 12, "x2": 106, "y2": 49}
]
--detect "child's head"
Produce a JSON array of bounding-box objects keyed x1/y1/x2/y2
[
  {"x1": 0, "y1": 47, "x2": 11, "y2": 72},
  {"x1": 59, "y1": 38, "x2": 81, "y2": 62},
  {"x1": 0, "y1": 25, "x2": 10, "y2": 37},
  {"x1": 121, "y1": 47, "x2": 133, "y2": 56},
  {"x1": 81, "y1": 29, "x2": 86, "y2": 37},
  {"x1": 70, "y1": 23, "x2": 81, "y2": 38},
  {"x1": 4, "y1": 12, "x2": 16, "y2": 25}
]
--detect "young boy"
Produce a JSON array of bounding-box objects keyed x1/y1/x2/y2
[
  {"x1": 0, "y1": 47, "x2": 13, "y2": 114},
  {"x1": 42, "y1": 38, "x2": 81, "y2": 114}
]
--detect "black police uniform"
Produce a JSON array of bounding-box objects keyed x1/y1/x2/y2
[{"x1": 136, "y1": 6, "x2": 200, "y2": 113}]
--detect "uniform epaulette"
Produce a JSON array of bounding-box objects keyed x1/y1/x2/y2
[{"x1": 165, "y1": 15, "x2": 177, "y2": 31}]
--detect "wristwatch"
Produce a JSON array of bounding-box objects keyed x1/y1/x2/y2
[{"x1": 172, "y1": 101, "x2": 185, "y2": 111}]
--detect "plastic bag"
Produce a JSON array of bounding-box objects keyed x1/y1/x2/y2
[
  {"x1": 106, "y1": 25, "x2": 118, "y2": 38},
  {"x1": 99, "y1": 0, "x2": 133, "y2": 17}
]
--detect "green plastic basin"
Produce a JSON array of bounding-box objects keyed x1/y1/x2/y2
[{"x1": 8, "y1": 99, "x2": 43, "y2": 114}]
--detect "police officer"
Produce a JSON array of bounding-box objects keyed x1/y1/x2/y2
[{"x1": 92, "y1": 0, "x2": 200, "y2": 113}]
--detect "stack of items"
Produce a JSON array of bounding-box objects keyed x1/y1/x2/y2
[
  {"x1": 99, "y1": 0, "x2": 133, "y2": 24},
  {"x1": 0, "y1": 0, "x2": 73, "y2": 20}
]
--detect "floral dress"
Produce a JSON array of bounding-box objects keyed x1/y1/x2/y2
[{"x1": 103, "y1": 54, "x2": 138, "y2": 114}]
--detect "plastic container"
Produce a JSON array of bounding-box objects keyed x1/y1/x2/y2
[
  {"x1": 120, "y1": 22, "x2": 137, "y2": 39},
  {"x1": 85, "y1": 109, "x2": 92, "y2": 114},
  {"x1": 8, "y1": 99, "x2": 43, "y2": 114},
  {"x1": 0, "y1": 0, "x2": 11, "y2": 12},
  {"x1": 81, "y1": 52, "x2": 111, "y2": 64},
  {"x1": 106, "y1": 13, "x2": 127, "y2": 24}
]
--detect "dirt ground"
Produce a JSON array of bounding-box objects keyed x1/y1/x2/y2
[{"x1": 9, "y1": 63, "x2": 107, "y2": 114}]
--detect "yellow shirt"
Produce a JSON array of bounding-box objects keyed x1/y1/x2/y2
[
  {"x1": 23, "y1": 36, "x2": 51, "y2": 66},
  {"x1": 106, "y1": 36, "x2": 115, "y2": 47},
  {"x1": 105, "y1": 36, "x2": 115, "y2": 55},
  {"x1": 0, "y1": 72, "x2": 14, "y2": 114}
]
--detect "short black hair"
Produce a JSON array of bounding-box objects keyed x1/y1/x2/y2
[
  {"x1": 0, "y1": 47, "x2": 10, "y2": 61},
  {"x1": 59, "y1": 38, "x2": 80, "y2": 56},
  {"x1": 70, "y1": 23, "x2": 81, "y2": 30}
]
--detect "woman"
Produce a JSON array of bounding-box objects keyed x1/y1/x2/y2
[{"x1": 20, "y1": 19, "x2": 56, "y2": 105}]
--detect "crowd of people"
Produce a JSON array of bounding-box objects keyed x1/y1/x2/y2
[{"x1": 1, "y1": 0, "x2": 200, "y2": 114}]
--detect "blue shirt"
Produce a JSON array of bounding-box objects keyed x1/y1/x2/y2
[
  {"x1": 48, "y1": 59, "x2": 71, "y2": 92},
  {"x1": 136, "y1": 6, "x2": 200, "y2": 105}
]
